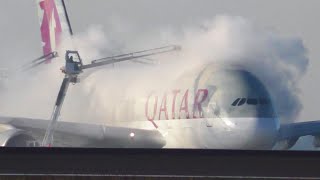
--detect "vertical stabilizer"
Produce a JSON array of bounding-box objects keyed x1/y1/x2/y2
[{"x1": 36, "y1": 0, "x2": 73, "y2": 61}]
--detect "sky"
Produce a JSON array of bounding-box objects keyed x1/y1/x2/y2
[
  {"x1": 0, "y1": 1, "x2": 319, "y2": 149},
  {"x1": 0, "y1": 0, "x2": 319, "y2": 120}
]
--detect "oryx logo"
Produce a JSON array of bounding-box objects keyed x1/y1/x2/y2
[{"x1": 39, "y1": 0, "x2": 62, "y2": 61}]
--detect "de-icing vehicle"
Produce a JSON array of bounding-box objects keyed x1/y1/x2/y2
[{"x1": 42, "y1": 46, "x2": 180, "y2": 147}]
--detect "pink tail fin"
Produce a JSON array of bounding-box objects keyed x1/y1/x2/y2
[{"x1": 36, "y1": 0, "x2": 73, "y2": 62}]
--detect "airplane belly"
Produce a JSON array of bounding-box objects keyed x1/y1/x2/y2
[
  {"x1": 119, "y1": 116, "x2": 278, "y2": 149},
  {"x1": 202, "y1": 118, "x2": 278, "y2": 149},
  {"x1": 158, "y1": 119, "x2": 233, "y2": 149},
  {"x1": 158, "y1": 117, "x2": 278, "y2": 149}
]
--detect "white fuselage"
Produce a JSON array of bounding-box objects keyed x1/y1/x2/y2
[{"x1": 98, "y1": 64, "x2": 280, "y2": 149}]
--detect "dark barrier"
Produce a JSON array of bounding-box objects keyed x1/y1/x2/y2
[{"x1": 0, "y1": 148, "x2": 319, "y2": 178}]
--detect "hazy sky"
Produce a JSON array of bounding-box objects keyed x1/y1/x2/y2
[{"x1": 0, "y1": 0, "x2": 319, "y2": 121}]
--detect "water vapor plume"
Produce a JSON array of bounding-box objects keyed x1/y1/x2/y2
[
  {"x1": 75, "y1": 16, "x2": 309, "y2": 123},
  {"x1": 175, "y1": 16, "x2": 309, "y2": 122},
  {"x1": 0, "y1": 16, "x2": 309, "y2": 124}
]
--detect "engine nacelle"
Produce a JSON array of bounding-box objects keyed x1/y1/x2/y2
[
  {"x1": 275, "y1": 137, "x2": 299, "y2": 150},
  {"x1": 313, "y1": 136, "x2": 320, "y2": 148},
  {"x1": 0, "y1": 124, "x2": 39, "y2": 147}
]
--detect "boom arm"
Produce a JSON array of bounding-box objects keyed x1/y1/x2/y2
[
  {"x1": 82, "y1": 45, "x2": 180, "y2": 70},
  {"x1": 22, "y1": 51, "x2": 58, "y2": 71},
  {"x1": 41, "y1": 76, "x2": 70, "y2": 147}
]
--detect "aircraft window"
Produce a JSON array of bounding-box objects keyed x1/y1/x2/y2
[
  {"x1": 231, "y1": 98, "x2": 270, "y2": 106},
  {"x1": 237, "y1": 98, "x2": 246, "y2": 106},
  {"x1": 247, "y1": 98, "x2": 258, "y2": 105},
  {"x1": 231, "y1": 98, "x2": 241, "y2": 106},
  {"x1": 259, "y1": 98, "x2": 270, "y2": 105}
]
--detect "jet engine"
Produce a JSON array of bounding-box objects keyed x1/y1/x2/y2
[{"x1": 0, "y1": 124, "x2": 38, "y2": 147}]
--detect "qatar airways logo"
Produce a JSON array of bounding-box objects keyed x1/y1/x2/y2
[
  {"x1": 145, "y1": 89, "x2": 209, "y2": 127},
  {"x1": 39, "y1": 0, "x2": 62, "y2": 57}
]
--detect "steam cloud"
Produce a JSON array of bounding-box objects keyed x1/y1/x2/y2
[{"x1": 0, "y1": 16, "x2": 309, "y2": 124}]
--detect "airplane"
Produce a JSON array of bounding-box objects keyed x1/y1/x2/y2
[{"x1": 0, "y1": 0, "x2": 319, "y2": 150}]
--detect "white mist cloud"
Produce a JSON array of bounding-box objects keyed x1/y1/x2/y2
[
  {"x1": 173, "y1": 16, "x2": 309, "y2": 122},
  {"x1": 0, "y1": 16, "x2": 309, "y2": 124},
  {"x1": 73, "y1": 16, "x2": 308, "y2": 123}
]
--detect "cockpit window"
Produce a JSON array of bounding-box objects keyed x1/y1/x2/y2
[
  {"x1": 238, "y1": 98, "x2": 246, "y2": 106},
  {"x1": 227, "y1": 97, "x2": 274, "y2": 118},
  {"x1": 231, "y1": 98, "x2": 271, "y2": 106},
  {"x1": 231, "y1": 98, "x2": 241, "y2": 106},
  {"x1": 247, "y1": 98, "x2": 258, "y2": 105}
]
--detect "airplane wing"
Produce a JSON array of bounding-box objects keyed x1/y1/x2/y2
[
  {"x1": 278, "y1": 121, "x2": 320, "y2": 149},
  {"x1": 0, "y1": 116, "x2": 166, "y2": 148}
]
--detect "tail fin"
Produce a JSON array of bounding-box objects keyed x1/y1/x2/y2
[{"x1": 36, "y1": 0, "x2": 73, "y2": 61}]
